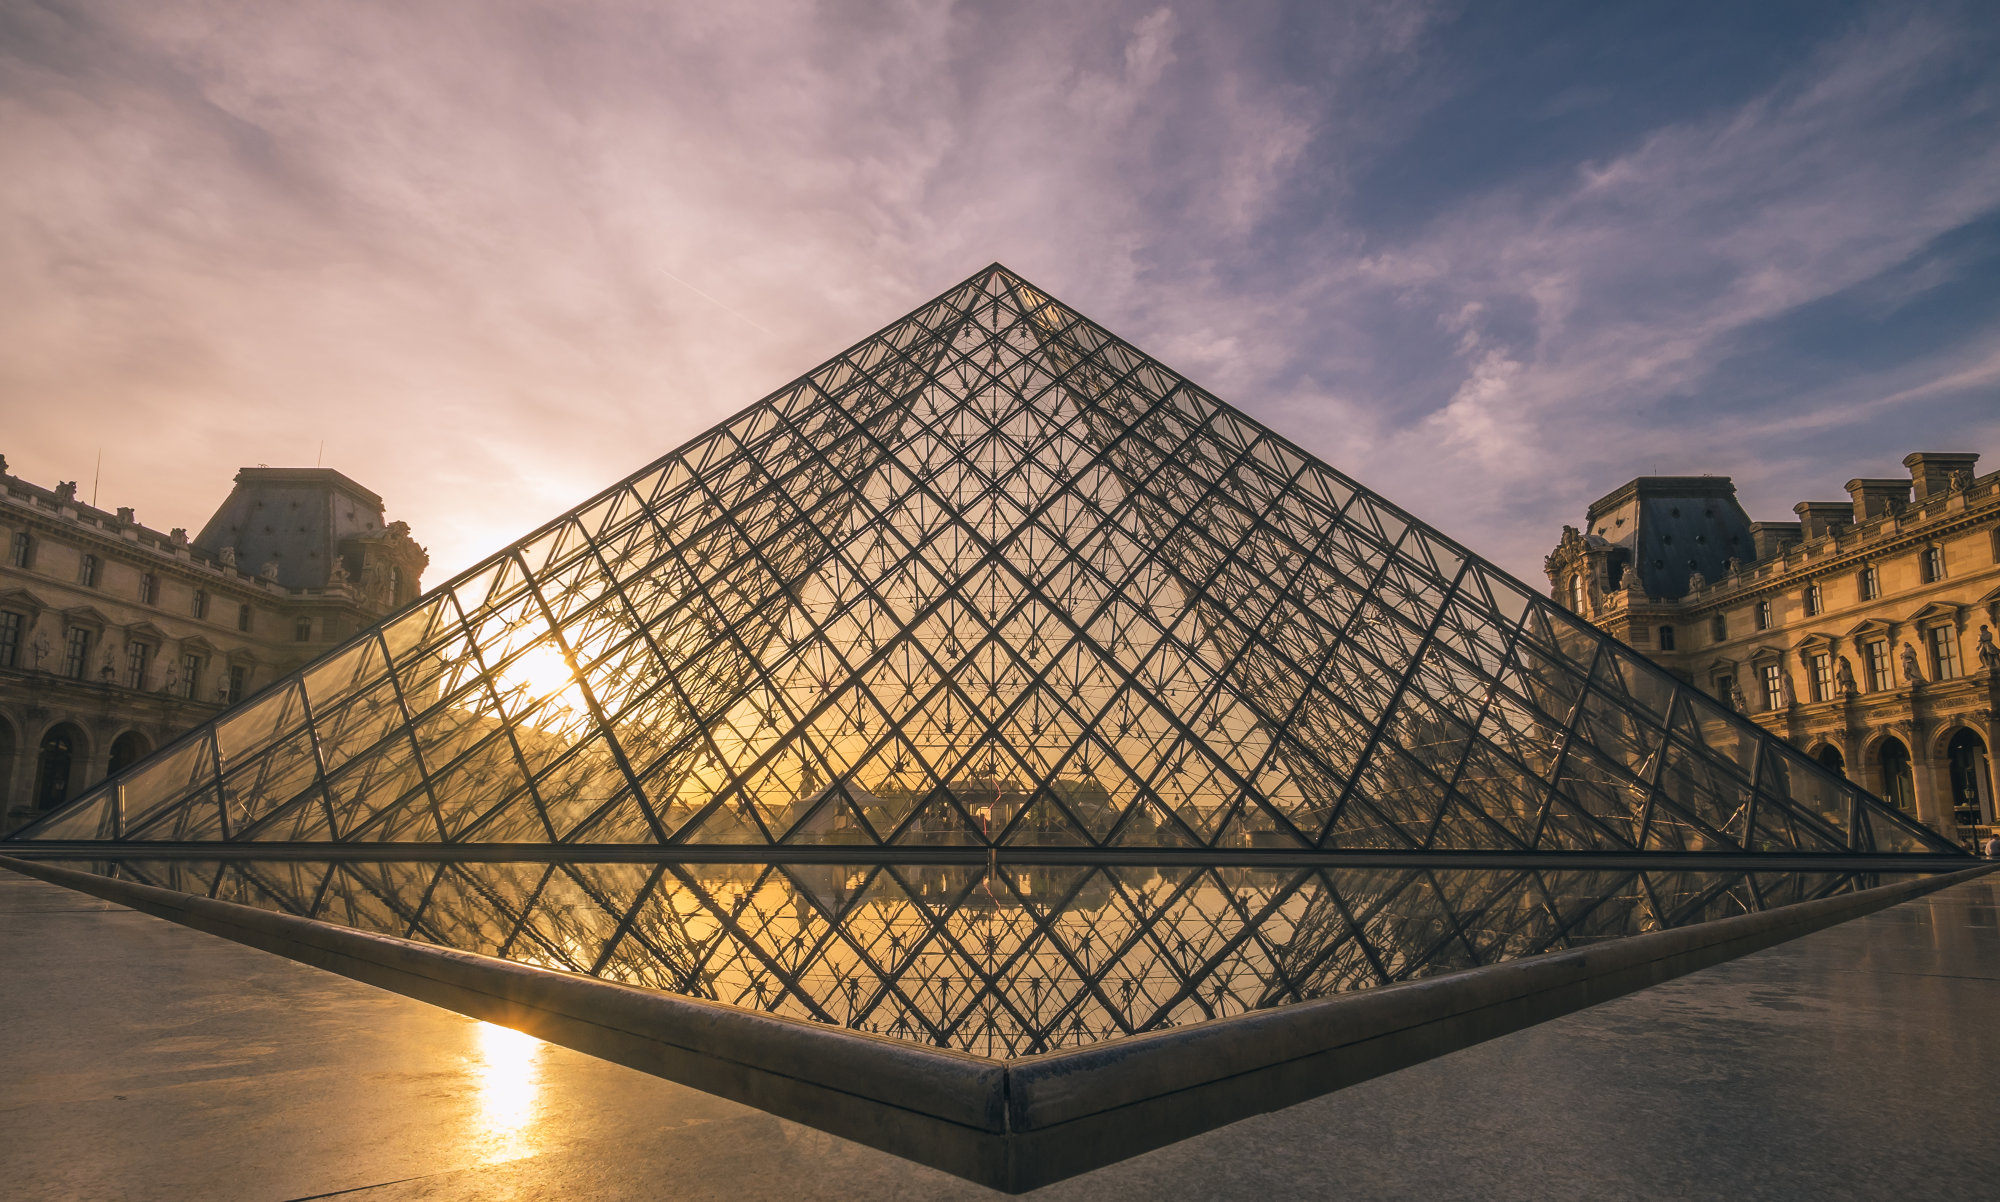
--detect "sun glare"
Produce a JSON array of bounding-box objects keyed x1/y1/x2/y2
[
  {"x1": 470, "y1": 1020, "x2": 545, "y2": 1164},
  {"x1": 494, "y1": 642, "x2": 578, "y2": 707}
]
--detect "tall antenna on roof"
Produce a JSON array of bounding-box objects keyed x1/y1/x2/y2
[
  {"x1": 317, "y1": 440, "x2": 324, "y2": 468},
  {"x1": 91, "y1": 448, "x2": 101, "y2": 507}
]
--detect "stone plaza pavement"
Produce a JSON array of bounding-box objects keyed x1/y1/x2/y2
[{"x1": 2, "y1": 866, "x2": 1995, "y2": 1201}]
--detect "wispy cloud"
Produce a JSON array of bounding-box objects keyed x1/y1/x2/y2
[{"x1": 1, "y1": 0, "x2": 1995, "y2": 587}]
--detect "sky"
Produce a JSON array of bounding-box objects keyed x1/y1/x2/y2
[{"x1": 2, "y1": 0, "x2": 1997, "y2": 590}]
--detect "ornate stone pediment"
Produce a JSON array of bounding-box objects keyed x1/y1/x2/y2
[
  {"x1": 125, "y1": 620, "x2": 168, "y2": 642},
  {"x1": 0, "y1": 586, "x2": 44, "y2": 619},
  {"x1": 1846, "y1": 617, "x2": 1893, "y2": 640},
  {"x1": 1905, "y1": 601, "x2": 1962, "y2": 627},
  {"x1": 1747, "y1": 644, "x2": 1789, "y2": 676},
  {"x1": 61, "y1": 604, "x2": 113, "y2": 629}
]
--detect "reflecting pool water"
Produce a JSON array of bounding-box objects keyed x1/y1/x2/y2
[{"x1": 79, "y1": 859, "x2": 1910, "y2": 1057}]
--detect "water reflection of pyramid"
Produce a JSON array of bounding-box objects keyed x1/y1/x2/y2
[{"x1": 13, "y1": 265, "x2": 1956, "y2": 854}]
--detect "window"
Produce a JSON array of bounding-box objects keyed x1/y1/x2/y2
[
  {"x1": 1762, "y1": 663, "x2": 1785, "y2": 711},
  {"x1": 1864, "y1": 640, "x2": 1891, "y2": 692},
  {"x1": 1658, "y1": 625, "x2": 1676, "y2": 651},
  {"x1": 1754, "y1": 601, "x2": 1771, "y2": 630},
  {"x1": 1711, "y1": 614, "x2": 1727, "y2": 642},
  {"x1": 178, "y1": 653, "x2": 201, "y2": 699},
  {"x1": 124, "y1": 641, "x2": 150, "y2": 689},
  {"x1": 0, "y1": 610, "x2": 20, "y2": 668},
  {"x1": 139, "y1": 572, "x2": 158, "y2": 605},
  {"x1": 1804, "y1": 584, "x2": 1822, "y2": 616},
  {"x1": 1568, "y1": 575, "x2": 1585, "y2": 612},
  {"x1": 1858, "y1": 566, "x2": 1880, "y2": 601},
  {"x1": 294, "y1": 616, "x2": 313, "y2": 642},
  {"x1": 1929, "y1": 626, "x2": 1960, "y2": 679},
  {"x1": 237, "y1": 603, "x2": 252, "y2": 633},
  {"x1": 1809, "y1": 653, "x2": 1833, "y2": 703},
  {"x1": 192, "y1": 589, "x2": 208, "y2": 620},
  {"x1": 1716, "y1": 675, "x2": 1737, "y2": 709},
  {"x1": 78, "y1": 553, "x2": 99, "y2": 588},
  {"x1": 62, "y1": 627, "x2": 90, "y2": 679},
  {"x1": 1921, "y1": 546, "x2": 1945, "y2": 583},
  {"x1": 228, "y1": 665, "x2": 248, "y2": 704},
  {"x1": 8, "y1": 531, "x2": 30, "y2": 568}
]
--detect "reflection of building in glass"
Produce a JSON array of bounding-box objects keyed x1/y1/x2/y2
[
  {"x1": 17, "y1": 266, "x2": 1950, "y2": 857},
  {"x1": 1548, "y1": 454, "x2": 1999, "y2": 843},
  {"x1": 87, "y1": 857, "x2": 1897, "y2": 1057},
  {"x1": 0, "y1": 462, "x2": 427, "y2": 832}
]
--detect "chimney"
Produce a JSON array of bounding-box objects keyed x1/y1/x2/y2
[
  {"x1": 1903, "y1": 451, "x2": 1979, "y2": 501},
  {"x1": 1792, "y1": 501, "x2": 1850, "y2": 542},
  {"x1": 1844, "y1": 478, "x2": 1909, "y2": 524},
  {"x1": 1749, "y1": 521, "x2": 1802, "y2": 560}
]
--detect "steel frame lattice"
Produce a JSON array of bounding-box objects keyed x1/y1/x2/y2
[
  {"x1": 11, "y1": 264, "x2": 1959, "y2": 857},
  {"x1": 83, "y1": 857, "x2": 1888, "y2": 1056}
]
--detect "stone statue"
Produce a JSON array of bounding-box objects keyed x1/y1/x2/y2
[
  {"x1": 259, "y1": 561, "x2": 280, "y2": 582},
  {"x1": 1686, "y1": 569, "x2": 1707, "y2": 592},
  {"x1": 1900, "y1": 641, "x2": 1924, "y2": 685},
  {"x1": 55, "y1": 480, "x2": 77, "y2": 502},
  {"x1": 1834, "y1": 656, "x2": 1857, "y2": 696},
  {"x1": 170, "y1": 527, "x2": 188, "y2": 546},
  {"x1": 1950, "y1": 469, "x2": 1970, "y2": 491},
  {"x1": 1978, "y1": 625, "x2": 1999, "y2": 671},
  {"x1": 1724, "y1": 557, "x2": 1743, "y2": 574},
  {"x1": 218, "y1": 545, "x2": 237, "y2": 568},
  {"x1": 328, "y1": 558, "x2": 350, "y2": 587},
  {"x1": 162, "y1": 663, "x2": 179, "y2": 694},
  {"x1": 1778, "y1": 669, "x2": 1797, "y2": 708},
  {"x1": 27, "y1": 632, "x2": 49, "y2": 671}
]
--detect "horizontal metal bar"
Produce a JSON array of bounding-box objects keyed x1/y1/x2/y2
[{"x1": 0, "y1": 840, "x2": 1973, "y2": 873}]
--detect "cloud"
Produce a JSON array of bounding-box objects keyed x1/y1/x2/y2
[{"x1": 0, "y1": 0, "x2": 1995, "y2": 593}]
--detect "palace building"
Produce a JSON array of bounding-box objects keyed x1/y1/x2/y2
[
  {"x1": 1547, "y1": 451, "x2": 1999, "y2": 844},
  {"x1": 0, "y1": 457, "x2": 426, "y2": 832}
]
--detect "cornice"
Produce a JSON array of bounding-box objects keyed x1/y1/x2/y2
[{"x1": 1674, "y1": 492, "x2": 1999, "y2": 612}]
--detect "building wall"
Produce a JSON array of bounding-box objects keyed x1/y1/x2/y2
[
  {"x1": 1548, "y1": 451, "x2": 1999, "y2": 845},
  {"x1": 0, "y1": 459, "x2": 427, "y2": 834}
]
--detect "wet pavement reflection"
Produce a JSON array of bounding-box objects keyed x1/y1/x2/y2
[{"x1": 80, "y1": 858, "x2": 1912, "y2": 1057}]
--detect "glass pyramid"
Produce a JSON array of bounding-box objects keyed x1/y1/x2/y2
[{"x1": 10, "y1": 265, "x2": 1958, "y2": 856}]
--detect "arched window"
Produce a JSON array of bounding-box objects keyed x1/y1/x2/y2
[
  {"x1": 1568, "y1": 574, "x2": 1586, "y2": 613},
  {"x1": 1814, "y1": 744, "x2": 1846, "y2": 779},
  {"x1": 108, "y1": 731, "x2": 152, "y2": 776},
  {"x1": 1877, "y1": 738, "x2": 1916, "y2": 816},
  {"x1": 33, "y1": 725, "x2": 81, "y2": 811},
  {"x1": 1946, "y1": 729, "x2": 1992, "y2": 829}
]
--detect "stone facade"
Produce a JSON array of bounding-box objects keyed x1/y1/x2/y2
[
  {"x1": 0, "y1": 458, "x2": 427, "y2": 834},
  {"x1": 1548, "y1": 451, "x2": 1999, "y2": 845}
]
